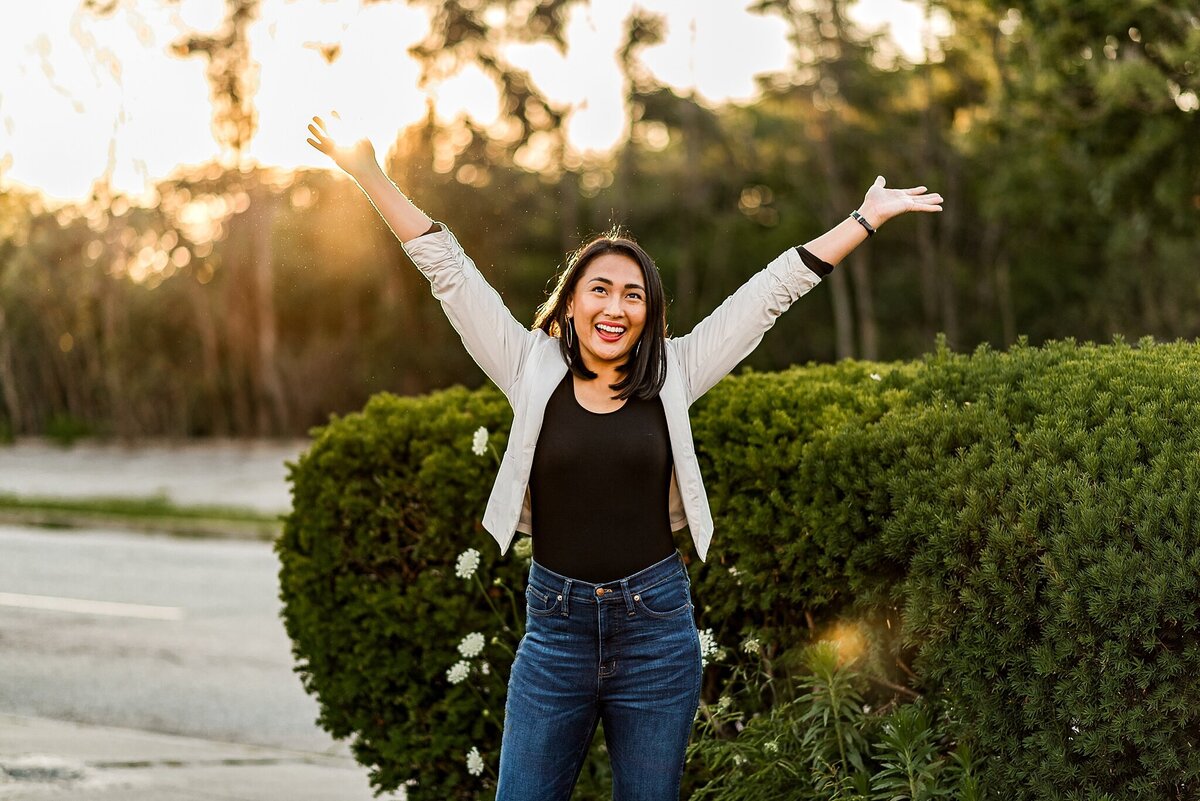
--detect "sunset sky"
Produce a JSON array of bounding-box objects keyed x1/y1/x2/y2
[{"x1": 0, "y1": 0, "x2": 948, "y2": 205}]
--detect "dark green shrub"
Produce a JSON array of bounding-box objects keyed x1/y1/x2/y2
[
  {"x1": 279, "y1": 338, "x2": 1200, "y2": 799},
  {"x1": 883, "y1": 339, "x2": 1200, "y2": 799},
  {"x1": 277, "y1": 361, "x2": 892, "y2": 798}
]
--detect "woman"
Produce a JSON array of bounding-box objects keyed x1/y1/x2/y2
[{"x1": 307, "y1": 114, "x2": 941, "y2": 800}]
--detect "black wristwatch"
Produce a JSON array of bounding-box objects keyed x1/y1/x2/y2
[{"x1": 850, "y1": 209, "x2": 877, "y2": 236}]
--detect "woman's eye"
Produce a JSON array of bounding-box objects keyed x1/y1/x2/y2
[{"x1": 628, "y1": 294, "x2": 643, "y2": 301}]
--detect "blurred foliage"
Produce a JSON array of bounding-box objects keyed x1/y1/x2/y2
[{"x1": 1, "y1": 0, "x2": 1197, "y2": 439}]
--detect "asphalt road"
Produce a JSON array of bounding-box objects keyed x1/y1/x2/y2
[{"x1": 0, "y1": 524, "x2": 346, "y2": 756}]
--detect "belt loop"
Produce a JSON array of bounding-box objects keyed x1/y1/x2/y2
[
  {"x1": 561, "y1": 578, "x2": 572, "y2": 617},
  {"x1": 619, "y1": 578, "x2": 635, "y2": 616}
]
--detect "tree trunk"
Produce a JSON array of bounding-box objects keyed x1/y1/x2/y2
[
  {"x1": 826, "y1": 269, "x2": 855, "y2": 360},
  {"x1": 675, "y1": 93, "x2": 704, "y2": 327},
  {"x1": 99, "y1": 271, "x2": 136, "y2": 438},
  {"x1": 249, "y1": 185, "x2": 288, "y2": 436},
  {"x1": 810, "y1": 92, "x2": 864, "y2": 360},
  {"x1": 936, "y1": 146, "x2": 961, "y2": 348},
  {"x1": 0, "y1": 306, "x2": 23, "y2": 434},
  {"x1": 188, "y1": 267, "x2": 228, "y2": 436}
]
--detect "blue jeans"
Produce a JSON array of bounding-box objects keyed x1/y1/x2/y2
[{"x1": 497, "y1": 550, "x2": 703, "y2": 801}]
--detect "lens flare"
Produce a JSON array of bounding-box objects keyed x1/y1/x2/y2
[{"x1": 827, "y1": 621, "x2": 866, "y2": 664}]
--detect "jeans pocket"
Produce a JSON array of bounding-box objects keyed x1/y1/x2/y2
[
  {"x1": 525, "y1": 584, "x2": 563, "y2": 617},
  {"x1": 633, "y1": 575, "x2": 692, "y2": 619}
]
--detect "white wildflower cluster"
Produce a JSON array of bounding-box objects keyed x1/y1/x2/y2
[
  {"x1": 698, "y1": 628, "x2": 724, "y2": 667},
  {"x1": 458, "y1": 632, "x2": 485, "y2": 658},
  {"x1": 446, "y1": 660, "x2": 470, "y2": 685},
  {"x1": 741, "y1": 635, "x2": 761, "y2": 656},
  {"x1": 455, "y1": 548, "x2": 481, "y2": 580},
  {"x1": 869, "y1": 372, "x2": 882, "y2": 381},
  {"x1": 466, "y1": 746, "x2": 485, "y2": 776},
  {"x1": 512, "y1": 536, "x2": 533, "y2": 561},
  {"x1": 471, "y1": 427, "x2": 489, "y2": 456},
  {"x1": 727, "y1": 565, "x2": 742, "y2": 586},
  {"x1": 717, "y1": 695, "x2": 732, "y2": 712},
  {"x1": 764, "y1": 739, "x2": 779, "y2": 754}
]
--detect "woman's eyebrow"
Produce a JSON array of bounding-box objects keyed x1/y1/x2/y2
[{"x1": 588, "y1": 277, "x2": 646, "y2": 291}]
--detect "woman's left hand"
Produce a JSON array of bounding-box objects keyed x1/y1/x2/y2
[{"x1": 858, "y1": 176, "x2": 943, "y2": 228}]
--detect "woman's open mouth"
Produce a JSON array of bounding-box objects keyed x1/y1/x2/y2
[{"x1": 595, "y1": 323, "x2": 625, "y2": 343}]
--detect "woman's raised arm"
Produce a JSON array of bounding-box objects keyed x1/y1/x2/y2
[
  {"x1": 802, "y1": 176, "x2": 942, "y2": 266},
  {"x1": 307, "y1": 114, "x2": 432, "y2": 242},
  {"x1": 672, "y1": 176, "x2": 943, "y2": 404},
  {"x1": 306, "y1": 113, "x2": 537, "y2": 401}
]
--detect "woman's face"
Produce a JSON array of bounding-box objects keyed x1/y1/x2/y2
[{"x1": 566, "y1": 252, "x2": 648, "y2": 374}]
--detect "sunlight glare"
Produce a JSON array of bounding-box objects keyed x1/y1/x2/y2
[
  {"x1": 433, "y1": 64, "x2": 502, "y2": 129},
  {"x1": 828, "y1": 621, "x2": 866, "y2": 664},
  {"x1": 0, "y1": 0, "x2": 945, "y2": 202}
]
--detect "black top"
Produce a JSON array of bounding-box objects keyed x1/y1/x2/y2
[{"x1": 528, "y1": 372, "x2": 675, "y2": 583}]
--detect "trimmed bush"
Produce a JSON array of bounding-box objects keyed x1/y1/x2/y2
[
  {"x1": 278, "y1": 338, "x2": 1200, "y2": 799},
  {"x1": 884, "y1": 339, "x2": 1200, "y2": 799}
]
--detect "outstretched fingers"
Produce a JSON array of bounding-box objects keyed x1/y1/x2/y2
[{"x1": 307, "y1": 117, "x2": 333, "y2": 155}]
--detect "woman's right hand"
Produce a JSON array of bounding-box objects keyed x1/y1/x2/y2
[{"x1": 306, "y1": 113, "x2": 379, "y2": 179}]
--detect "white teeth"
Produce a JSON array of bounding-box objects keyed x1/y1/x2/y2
[{"x1": 596, "y1": 324, "x2": 625, "y2": 335}]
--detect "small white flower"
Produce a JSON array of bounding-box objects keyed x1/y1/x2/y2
[
  {"x1": 742, "y1": 636, "x2": 761, "y2": 656},
  {"x1": 764, "y1": 739, "x2": 779, "y2": 754},
  {"x1": 717, "y1": 695, "x2": 732, "y2": 711},
  {"x1": 458, "y1": 632, "x2": 485, "y2": 659},
  {"x1": 727, "y1": 565, "x2": 739, "y2": 577},
  {"x1": 869, "y1": 372, "x2": 882, "y2": 381},
  {"x1": 471, "y1": 426, "x2": 488, "y2": 456},
  {"x1": 512, "y1": 536, "x2": 533, "y2": 560},
  {"x1": 698, "y1": 628, "x2": 722, "y2": 667},
  {"x1": 455, "y1": 548, "x2": 481, "y2": 580},
  {"x1": 446, "y1": 660, "x2": 470, "y2": 685},
  {"x1": 733, "y1": 753, "x2": 746, "y2": 766},
  {"x1": 480, "y1": 661, "x2": 490, "y2": 675},
  {"x1": 466, "y1": 746, "x2": 484, "y2": 776}
]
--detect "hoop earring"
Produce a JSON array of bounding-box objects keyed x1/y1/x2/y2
[
  {"x1": 564, "y1": 317, "x2": 574, "y2": 349},
  {"x1": 632, "y1": 339, "x2": 641, "y2": 358}
]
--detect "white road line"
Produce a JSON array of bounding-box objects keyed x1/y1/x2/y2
[{"x1": 0, "y1": 592, "x2": 184, "y2": 620}]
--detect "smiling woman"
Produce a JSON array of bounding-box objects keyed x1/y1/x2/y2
[
  {"x1": 307, "y1": 106, "x2": 941, "y2": 799},
  {"x1": 532, "y1": 236, "x2": 665, "y2": 409}
]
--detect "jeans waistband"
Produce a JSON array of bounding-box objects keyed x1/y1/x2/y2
[{"x1": 527, "y1": 550, "x2": 687, "y2": 608}]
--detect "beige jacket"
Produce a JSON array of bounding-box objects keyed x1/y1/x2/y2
[{"x1": 401, "y1": 225, "x2": 823, "y2": 561}]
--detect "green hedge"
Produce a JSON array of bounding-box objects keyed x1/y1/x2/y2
[{"x1": 278, "y1": 338, "x2": 1200, "y2": 799}]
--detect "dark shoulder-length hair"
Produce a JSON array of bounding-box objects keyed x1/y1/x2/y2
[{"x1": 531, "y1": 227, "x2": 669, "y2": 401}]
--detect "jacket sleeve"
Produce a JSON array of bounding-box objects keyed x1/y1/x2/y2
[
  {"x1": 671, "y1": 246, "x2": 825, "y2": 406},
  {"x1": 401, "y1": 224, "x2": 536, "y2": 402}
]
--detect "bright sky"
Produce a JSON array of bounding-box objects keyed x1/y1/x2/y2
[{"x1": 0, "y1": 0, "x2": 948, "y2": 204}]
